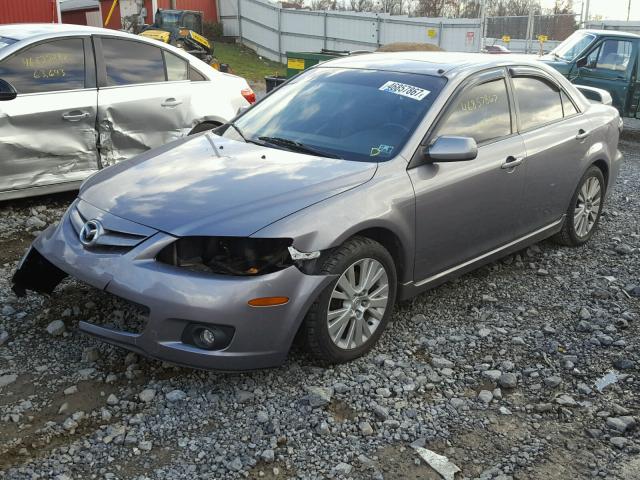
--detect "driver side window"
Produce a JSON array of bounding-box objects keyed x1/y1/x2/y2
[
  {"x1": 434, "y1": 78, "x2": 512, "y2": 145},
  {"x1": 586, "y1": 39, "x2": 633, "y2": 73}
]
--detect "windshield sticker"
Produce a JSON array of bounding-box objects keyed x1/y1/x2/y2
[
  {"x1": 379, "y1": 81, "x2": 430, "y2": 101},
  {"x1": 460, "y1": 94, "x2": 498, "y2": 112},
  {"x1": 370, "y1": 144, "x2": 394, "y2": 156}
]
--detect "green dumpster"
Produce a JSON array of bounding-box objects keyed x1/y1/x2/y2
[
  {"x1": 285, "y1": 49, "x2": 351, "y2": 78},
  {"x1": 265, "y1": 49, "x2": 354, "y2": 93}
]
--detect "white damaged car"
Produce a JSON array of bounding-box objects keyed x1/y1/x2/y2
[{"x1": 0, "y1": 24, "x2": 254, "y2": 200}]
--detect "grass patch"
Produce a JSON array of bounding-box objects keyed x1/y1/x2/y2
[{"x1": 213, "y1": 42, "x2": 285, "y2": 83}]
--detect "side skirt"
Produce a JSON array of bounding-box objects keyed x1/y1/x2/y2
[{"x1": 398, "y1": 217, "x2": 564, "y2": 301}]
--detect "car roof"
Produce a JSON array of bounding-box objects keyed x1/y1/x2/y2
[
  {"x1": 582, "y1": 29, "x2": 640, "y2": 39},
  {"x1": 320, "y1": 51, "x2": 555, "y2": 76},
  {"x1": 0, "y1": 23, "x2": 134, "y2": 41}
]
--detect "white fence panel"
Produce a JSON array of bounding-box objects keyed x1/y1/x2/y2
[
  {"x1": 219, "y1": 0, "x2": 240, "y2": 37},
  {"x1": 220, "y1": 0, "x2": 483, "y2": 64},
  {"x1": 326, "y1": 14, "x2": 378, "y2": 47},
  {"x1": 381, "y1": 19, "x2": 442, "y2": 47}
]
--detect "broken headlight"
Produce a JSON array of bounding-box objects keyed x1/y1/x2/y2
[{"x1": 156, "y1": 237, "x2": 293, "y2": 276}]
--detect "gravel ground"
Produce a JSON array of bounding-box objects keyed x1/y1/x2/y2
[{"x1": 0, "y1": 130, "x2": 638, "y2": 480}]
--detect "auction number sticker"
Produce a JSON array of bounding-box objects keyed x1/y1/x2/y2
[{"x1": 379, "y1": 81, "x2": 430, "y2": 101}]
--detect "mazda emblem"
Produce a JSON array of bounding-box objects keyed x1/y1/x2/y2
[{"x1": 79, "y1": 219, "x2": 103, "y2": 247}]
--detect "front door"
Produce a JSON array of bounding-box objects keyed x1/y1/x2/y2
[
  {"x1": 95, "y1": 37, "x2": 192, "y2": 166},
  {"x1": 572, "y1": 37, "x2": 638, "y2": 115},
  {"x1": 0, "y1": 37, "x2": 98, "y2": 193},
  {"x1": 409, "y1": 70, "x2": 527, "y2": 281}
]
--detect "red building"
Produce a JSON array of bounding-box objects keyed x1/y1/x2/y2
[
  {"x1": 0, "y1": 0, "x2": 60, "y2": 24},
  {"x1": 100, "y1": 0, "x2": 218, "y2": 29},
  {"x1": 61, "y1": 0, "x2": 102, "y2": 26},
  {"x1": 0, "y1": 0, "x2": 217, "y2": 28}
]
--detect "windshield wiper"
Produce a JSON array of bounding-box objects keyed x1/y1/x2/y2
[{"x1": 257, "y1": 136, "x2": 342, "y2": 159}]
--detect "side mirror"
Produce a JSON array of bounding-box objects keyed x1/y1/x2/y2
[
  {"x1": 576, "y1": 56, "x2": 587, "y2": 68},
  {"x1": 424, "y1": 136, "x2": 478, "y2": 163},
  {"x1": 0, "y1": 79, "x2": 17, "y2": 101}
]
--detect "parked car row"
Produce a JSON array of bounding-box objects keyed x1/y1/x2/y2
[
  {"x1": 0, "y1": 24, "x2": 254, "y2": 201},
  {"x1": 12, "y1": 45, "x2": 623, "y2": 370}
]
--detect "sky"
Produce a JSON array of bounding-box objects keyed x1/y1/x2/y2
[{"x1": 539, "y1": 0, "x2": 639, "y2": 21}]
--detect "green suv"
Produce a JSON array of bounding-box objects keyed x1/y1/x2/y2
[{"x1": 541, "y1": 29, "x2": 640, "y2": 117}]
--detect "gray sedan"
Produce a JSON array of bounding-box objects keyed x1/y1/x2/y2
[{"x1": 12, "y1": 52, "x2": 623, "y2": 370}]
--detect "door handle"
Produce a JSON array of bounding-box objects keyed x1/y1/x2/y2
[
  {"x1": 62, "y1": 111, "x2": 90, "y2": 121},
  {"x1": 161, "y1": 98, "x2": 182, "y2": 107},
  {"x1": 501, "y1": 155, "x2": 525, "y2": 169},
  {"x1": 575, "y1": 129, "x2": 590, "y2": 140}
]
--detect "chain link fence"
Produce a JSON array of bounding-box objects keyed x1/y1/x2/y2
[{"x1": 484, "y1": 13, "x2": 578, "y2": 53}]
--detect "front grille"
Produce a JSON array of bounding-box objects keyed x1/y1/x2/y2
[
  {"x1": 70, "y1": 203, "x2": 149, "y2": 252},
  {"x1": 84, "y1": 288, "x2": 150, "y2": 335}
]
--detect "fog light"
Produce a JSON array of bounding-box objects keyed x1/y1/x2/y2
[
  {"x1": 181, "y1": 323, "x2": 235, "y2": 351},
  {"x1": 199, "y1": 328, "x2": 216, "y2": 347}
]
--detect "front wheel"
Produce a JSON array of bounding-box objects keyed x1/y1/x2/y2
[
  {"x1": 554, "y1": 166, "x2": 605, "y2": 246},
  {"x1": 301, "y1": 236, "x2": 397, "y2": 365}
]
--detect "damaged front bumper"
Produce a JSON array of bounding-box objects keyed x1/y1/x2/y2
[{"x1": 12, "y1": 201, "x2": 332, "y2": 370}]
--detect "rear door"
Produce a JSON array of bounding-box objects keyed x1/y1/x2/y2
[
  {"x1": 572, "y1": 37, "x2": 637, "y2": 114},
  {"x1": 0, "y1": 37, "x2": 98, "y2": 194},
  {"x1": 95, "y1": 37, "x2": 192, "y2": 166},
  {"x1": 510, "y1": 67, "x2": 593, "y2": 232}
]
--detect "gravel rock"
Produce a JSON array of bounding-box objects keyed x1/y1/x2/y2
[
  {"x1": 0, "y1": 330, "x2": 9, "y2": 346},
  {"x1": 304, "y1": 386, "x2": 333, "y2": 407},
  {"x1": 606, "y1": 416, "x2": 636, "y2": 433},
  {"x1": 46, "y1": 320, "x2": 66, "y2": 336},
  {"x1": 139, "y1": 389, "x2": 156, "y2": 403},
  {"x1": 478, "y1": 390, "x2": 493, "y2": 403},
  {"x1": 498, "y1": 372, "x2": 518, "y2": 389},
  {"x1": 165, "y1": 390, "x2": 187, "y2": 403},
  {"x1": 0, "y1": 374, "x2": 17, "y2": 388}
]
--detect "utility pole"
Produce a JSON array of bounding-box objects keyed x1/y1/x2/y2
[
  {"x1": 628, "y1": 0, "x2": 632, "y2": 22},
  {"x1": 479, "y1": 0, "x2": 486, "y2": 53},
  {"x1": 583, "y1": 0, "x2": 590, "y2": 26}
]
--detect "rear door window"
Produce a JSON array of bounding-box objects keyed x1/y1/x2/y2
[
  {"x1": 435, "y1": 78, "x2": 512, "y2": 144},
  {"x1": 512, "y1": 76, "x2": 563, "y2": 131},
  {"x1": 0, "y1": 38, "x2": 85, "y2": 94},
  {"x1": 101, "y1": 38, "x2": 165, "y2": 86},
  {"x1": 164, "y1": 51, "x2": 188, "y2": 81}
]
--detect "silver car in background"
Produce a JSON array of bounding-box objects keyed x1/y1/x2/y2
[
  {"x1": 12, "y1": 52, "x2": 623, "y2": 370},
  {"x1": 0, "y1": 24, "x2": 254, "y2": 200}
]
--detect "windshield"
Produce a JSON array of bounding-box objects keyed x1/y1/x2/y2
[
  {"x1": 551, "y1": 31, "x2": 596, "y2": 61},
  {"x1": 0, "y1": 37, "x2": 17, "y2": 51},
  {"x1": 157, "y1": 11, "x2": 181, "y2": 27},
  {"x1": 223, "y1": 67, "x2": 446, "y2": 162}
]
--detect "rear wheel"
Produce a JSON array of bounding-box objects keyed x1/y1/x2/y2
[
  {"x1": 554, "y1": 166, "x2": 605, "y2": 246},
  {"x1": 302, "y1": 236, "x2": 397, "y2": 364}
]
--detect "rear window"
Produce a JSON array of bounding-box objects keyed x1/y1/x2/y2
[{"x1": 0, "y1": 37, "x2": 17, "y2": 50}]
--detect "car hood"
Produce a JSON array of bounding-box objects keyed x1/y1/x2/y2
[
  {"x1": 80, "y1": 133, "x2": 377, "y2": 237},
  {"x1": 538, "y1": 56, "x2": 572, "y2": 75}
]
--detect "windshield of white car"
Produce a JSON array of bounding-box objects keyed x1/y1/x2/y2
[
  {"x1": 225, "y1": 67, "x2": 446, "y2": 162},
  {"x1": 0, "y1": 37, "x2": 17, "y2": 50},
  {"x1": 551, "y1": 31, "x2": 596, "y2": 61}
]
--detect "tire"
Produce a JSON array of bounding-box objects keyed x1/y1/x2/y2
[
  {"x1": 554, "y1": 165, "x2": 605, "y2": 247},
  {"x1": 188, "y1": 121, "x2": 221, "y2": 135},
  {"x1": 301, "y1": 236, "x2": 397, "y2": 365}
]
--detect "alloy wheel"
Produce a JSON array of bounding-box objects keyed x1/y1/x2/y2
[
  {"x1": 327, "y1": 258, "x2": 389, "y2": 350},
  {"x1": 573, "y1": 176, "x2": 602, "y2": 238}
]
